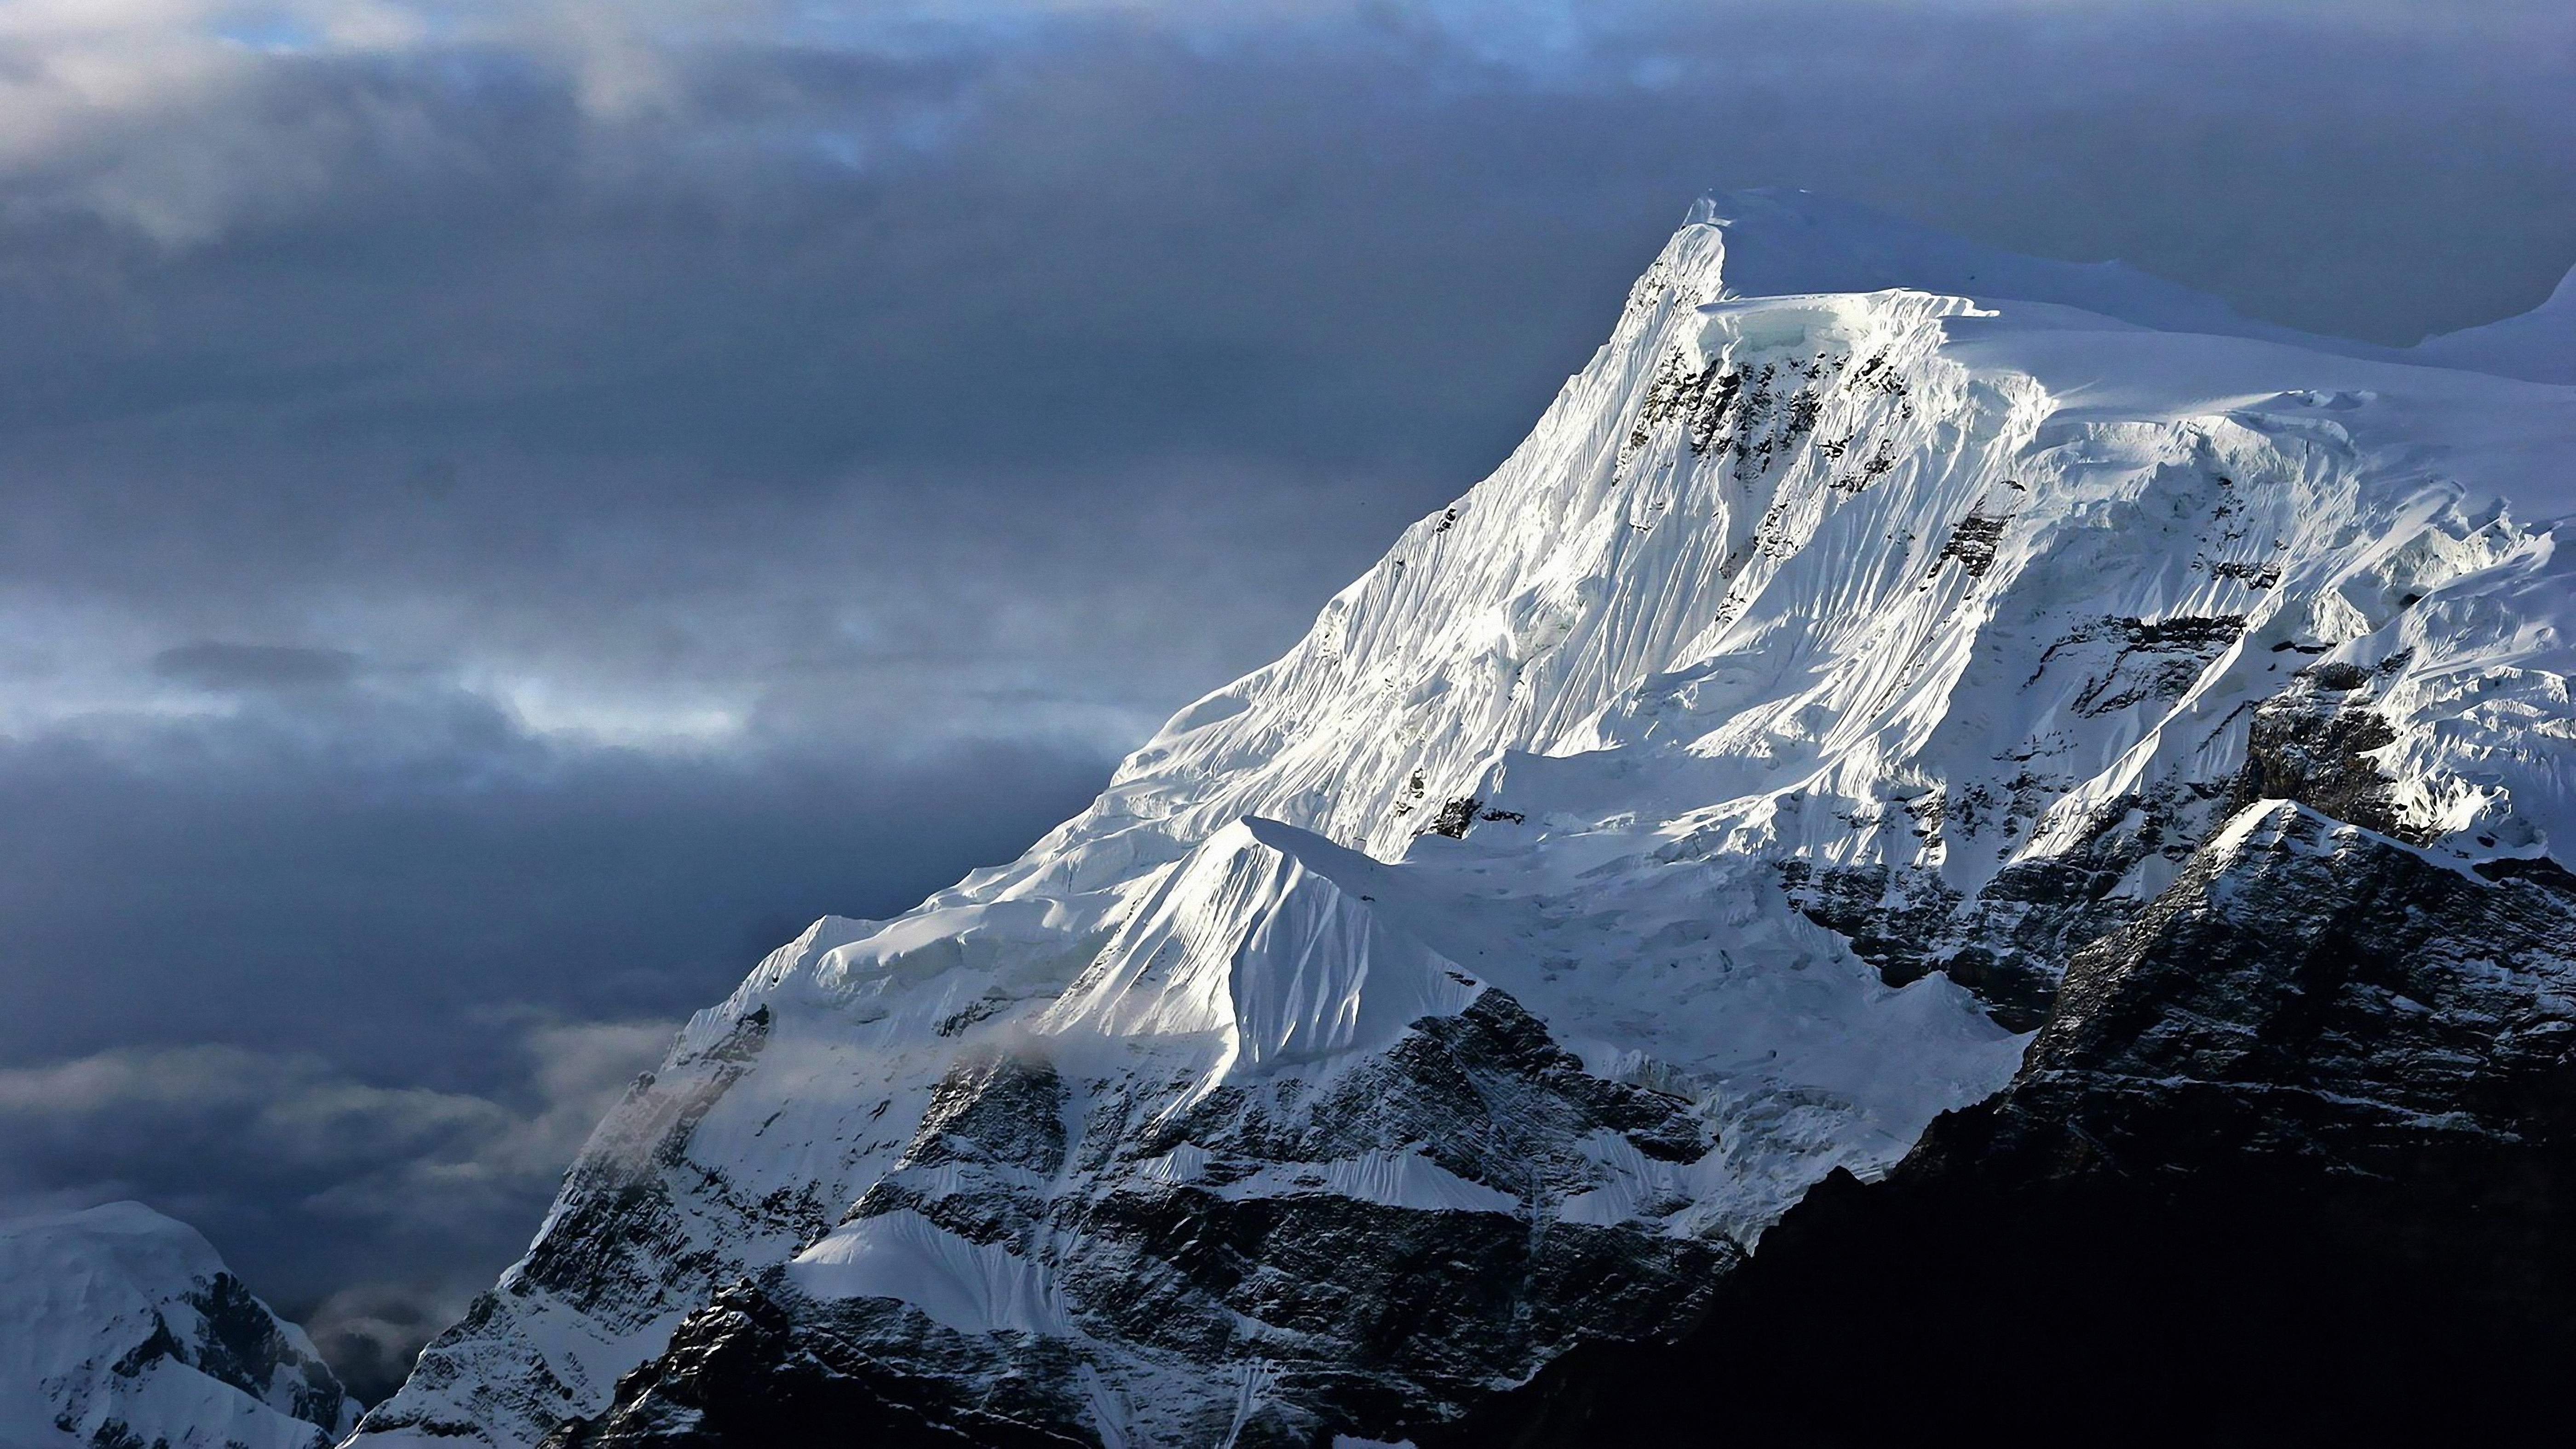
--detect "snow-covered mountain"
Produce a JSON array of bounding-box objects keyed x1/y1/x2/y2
[
  {"x1": 0, "y1": 1202, "x2": 359, "y2": 1449},
  {"x1": 354, "y1": 190, "x2": 2576, "y2": 1448}
]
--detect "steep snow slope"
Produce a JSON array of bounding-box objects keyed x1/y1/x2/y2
[
  {"x1": 0, "y1": 1202, "x2": 359, "y2": 1449},
  {"x1": 357, "y1": 190, "x2": 2576, "y2": 1449}
]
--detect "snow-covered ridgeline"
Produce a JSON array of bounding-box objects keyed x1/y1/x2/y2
[{"x1": 357, "y1": 191, "x2": 2576, "y2": 1449}]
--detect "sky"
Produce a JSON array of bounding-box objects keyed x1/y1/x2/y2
[{"x1": 0, "y1": 0, "x2": 2569, "y2": 1404}]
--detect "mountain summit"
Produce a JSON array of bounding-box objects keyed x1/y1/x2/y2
[
  {"x1": 354, "y1": 192, "x2": 2576, "y2": 1447},
  {"x1": 0, "y1": 1202, "x2": 360, "y2": 1449}
]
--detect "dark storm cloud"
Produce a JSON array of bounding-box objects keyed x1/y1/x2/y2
[
  {"x1": 1, "y1": 3, "x2": 2567, "y2": 718},
  {"x1": 154, "y1": 641, "x2": 363, "y2": 690},
  {"x1": 0, "y1": 1027, "x2": 670, "y2": 1403},
  {"x1": 0, "y1": 682, "x2": 1106, "y2": 1073},
  {"x1": 0, "y1": 0, "x2": 2568, "y2": 1398}
]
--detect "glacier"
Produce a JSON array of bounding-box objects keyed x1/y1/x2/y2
[{"x1": 350, "y1": 189, "x2": 2576, "y2": 1448}]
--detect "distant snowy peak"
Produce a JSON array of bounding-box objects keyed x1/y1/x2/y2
[
  {"x1": 2416, "y1": 260, "x2": 2576, "y2": 383},
  {"x1": 0, "y1": 1202, "x2": 358, "y2": 1449}
]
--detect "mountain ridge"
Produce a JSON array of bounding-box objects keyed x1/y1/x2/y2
[{"x1": 352, "y1": 190, "x2": 2576, "y2": 1448}]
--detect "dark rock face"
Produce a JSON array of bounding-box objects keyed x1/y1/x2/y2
[
  {"x1": 513, "y1": 1008, "x2": 782, "y2": 1313},
  {"x1": 542, "y1": 991, "x2": 1736, "y2": 1448},
  {"x1": 2024, "y1": 806, "x2": 2576, "y2": 1155},
  {"x1": 1780, "y1": 785, "x2": 2198, "y2": 1032},
  {"x1": 542, "y1": 1282, "x2": 1097, "y2": 1449},
  {"x1": 1787, "y1": 670, "x2": 2430, "y2": 1037},
  {"x1": 903, "y1": 1052, "x2": 1069, "y2": 1178},
  {"x1": 2231, "y1": 687, "x2": 2415, "y2": 840},
  {"x1": 75, "y1": 1270, "x2": 356, "y2": 1449},
  {"x1": 2049, "y1": 613, "x2": 2248, "y2": 718},
  {"x1": 1146, "y1": 991, "x2": 1713, "y2": 1179},
  {"x1": 1932, "y1": 510, "x2": 2008, "y2": 577},
  {"x1": 1441, "y1": 803, "x2": 2576, "y2": 1446},
  {"x1": 184, "y1": 1273, "x2": 355, "y2": 1432}
]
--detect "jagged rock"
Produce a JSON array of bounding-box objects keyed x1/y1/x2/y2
[
  {"x1": 1779, "y1": 786, "x2": 2195, "y2": 1031},
  {"x1": 2232, "y1": 687, "x2": 2413, "y2": 839}
]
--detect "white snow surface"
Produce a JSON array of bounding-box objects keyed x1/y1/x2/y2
[
  {"x1": 0, "y1": 1202, "x2": 355, "y2": 1449},
  {"x1": 358, "y1": 189, "x2": 2576, "y2": 1448},
  {"x1": 1035, "y1": 817, "x2": 1485, "y2": 1082},
  {"x1": 787, "y1": 1209, "x2": 1076, "y2": 1339}
]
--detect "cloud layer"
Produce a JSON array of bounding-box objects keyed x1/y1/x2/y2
[
  {"x1": 0, "y1": 1024, "x2": 668, "y2": 1400},
  {"x1": 0, "y1": 690, "x2": 1104, "y2": 1399}
]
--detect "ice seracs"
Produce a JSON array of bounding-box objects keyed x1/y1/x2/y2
[{"x1": 357, "y1": 188, "x2": 2576, "y2": 1448}]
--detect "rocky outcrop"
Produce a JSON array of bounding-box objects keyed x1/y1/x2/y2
[{"x1": 1780, "y1": 779, "x2": 2224, "y2": 1031}]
